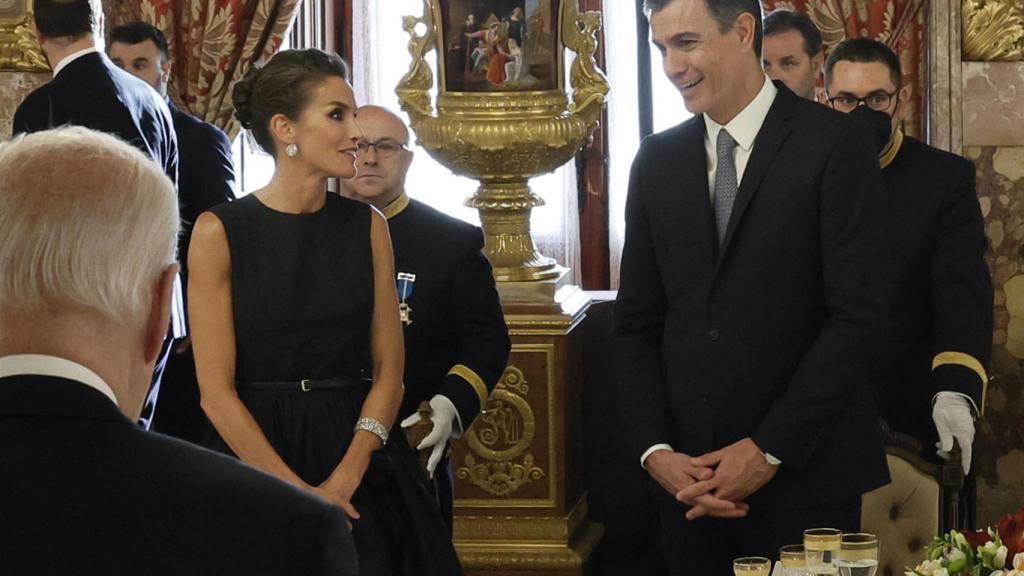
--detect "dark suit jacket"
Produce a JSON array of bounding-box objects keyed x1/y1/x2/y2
[
  {"x1": 874, "y1": 135, "x2": 992, "y2": 447},
  {"x1": 169, "y1": 100, "x2": 235, "y2": 272},
  {"x1": 612, "y1": 83, "x2": 890, "y2": 509},
  {"x1": 0, "y1": 375, "x2": 358, "y2": 575},
  {"x1": 12, "y1": 51, "x2": 178, "y2": 185},
  {"x1": 388, "y1": 198, "x2": 510, "y2": 426}
]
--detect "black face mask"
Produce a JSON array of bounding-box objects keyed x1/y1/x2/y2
[{"x1": 848, "y1": 105, "x2": 894, "y2": 154}]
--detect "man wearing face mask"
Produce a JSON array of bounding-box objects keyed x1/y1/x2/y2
[{"x1": 825, "y1": 38, "x2": 993, "y2": 481}]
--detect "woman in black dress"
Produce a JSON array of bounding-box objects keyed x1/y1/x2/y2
[{"x1": 188, "y1": 49, "x2": 462, "y2": 575}]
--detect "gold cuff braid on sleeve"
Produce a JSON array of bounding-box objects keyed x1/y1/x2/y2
[
  {"x1": 932, "y1": 351, "x2": 989, "y2": 416},
  {"x1": 448, "y1": 364, "x2": 489, "y2": 413}
]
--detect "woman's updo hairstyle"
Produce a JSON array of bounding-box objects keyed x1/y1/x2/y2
[{"x1": 232, "y1": 49, "x2": 350, "y2": 156}]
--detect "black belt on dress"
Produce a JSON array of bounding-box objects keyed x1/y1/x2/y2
[{"x1": 236, "y1": 376, "x2": 371, "y2": 392}]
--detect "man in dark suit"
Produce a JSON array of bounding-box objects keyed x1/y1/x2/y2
[
  {"x1": 110, "y1": 21, "x2": 237, "y2": 443},
  {"x1": 341, "y1": 105, "x2": 511, "y2": 529},
  {"x1": 0, "y1": 127, "x2": 357, "y2": 575},
  {"x1": 13, "y1": 0, "x2": 177, "y2": 185},
  {"x1": 612, "y1": 1, "x2": 890, "y2": 573},
  {"x1": 824, "y1": 38, "x2": 992, "y2": 476},
  {"x1": 14, "y1": 0, "x2": 184, "y2": 432},
  {"x1": 762, "y1": 9, "x2": 823, "y2": 101}
]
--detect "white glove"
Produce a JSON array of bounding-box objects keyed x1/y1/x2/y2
[
  {"x1": 932, "y1": 392, "x2": 975, "y2": 475},
  {"x1": 400, "y1": 395, "x2": 458, "y2": 478}
]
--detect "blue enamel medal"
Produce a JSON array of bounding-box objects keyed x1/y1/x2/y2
[{"x1": 397, "y1": 272, "x2": 416, "y2": 326}]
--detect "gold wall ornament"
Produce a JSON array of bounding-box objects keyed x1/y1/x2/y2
[
  {"x1": 0, "y1": 1, "x2": 48, "y2": 72},
  {"x1": 963, "y1": 0, "x2": 1024, "y2": 61},
  {"x1": 397, "y1": 0, "x2": 608, "y2": 285}
]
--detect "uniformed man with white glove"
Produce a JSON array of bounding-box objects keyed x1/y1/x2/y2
[
  {"x1": 341, "y1": 105, "x2": 511, "y2": 530},
  {"x1": 825, "y1": 39, "x2": 993, "y2": 478}
]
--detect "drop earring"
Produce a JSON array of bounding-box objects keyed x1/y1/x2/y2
[{"x1": 286, "y1": 143, "x2": 299, "y2": 157}]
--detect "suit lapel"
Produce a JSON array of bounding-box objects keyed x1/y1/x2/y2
[
  {"x1": 669, "y1": 116, "x2": 718, "y2": 261},
  {"x1": 715, "y1": 86, "x2": 796, "y2": 268}
]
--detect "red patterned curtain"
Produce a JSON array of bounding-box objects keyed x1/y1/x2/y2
[
  {"x1": 761, "y1": 0, "x2": 928, "y2": 138},
  {"x1": 111, "y1": 0, "x2": 302, "y2": 138}
]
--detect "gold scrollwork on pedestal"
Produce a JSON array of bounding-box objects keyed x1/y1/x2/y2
[
  {"x1": 963, "y1": 0, "x2": 1024, "y2": 61},
  {"x1": 457, "y1": 366, "x2": 545, "y2": 496},
  {"x1": 0, "y1": 5, "x2": 48, "y2": 72}
]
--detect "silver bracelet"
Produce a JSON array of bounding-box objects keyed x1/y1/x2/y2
[{"x1": 354, "y1": 417, "x2": 389, "y2": 445}]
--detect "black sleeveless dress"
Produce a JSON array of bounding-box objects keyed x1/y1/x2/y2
[{"x1": 204, "y1": 192, "x2": 463, "y2": 576}]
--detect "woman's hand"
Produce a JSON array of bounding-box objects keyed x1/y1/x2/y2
[{"x1": 316, "y1": 470, "x2": 362, "y2": 521}]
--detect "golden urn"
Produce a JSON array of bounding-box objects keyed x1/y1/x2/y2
[{"x1": 396, "y1": 0, "x2": 608, "y2": 291}]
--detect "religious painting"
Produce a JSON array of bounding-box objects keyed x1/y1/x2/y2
[
  {"x1": 0, "y1": 0, "x2": 48, "y2": 71},
  {"x1": 439, "y1": 0, "x2": 559, "y2": 92}
]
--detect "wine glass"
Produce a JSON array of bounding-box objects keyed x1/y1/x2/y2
[
  {"x1": 838, "y1": 533, "x2": 879, "y2": 576},
  {"x1": 780, "y1": 544, "x2": 807, "y2": 576},
  {"x1": 734, "y1": 557, "x2": 773, "y2": 576},
  {"x1": 804, "y1": 528, "x2": 842, "y2": 576}
]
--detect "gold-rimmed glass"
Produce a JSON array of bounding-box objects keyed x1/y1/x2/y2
[
  {"x1": 781, "y1": 544, "x2": 807, "y2": 576},
  {"x1": 734, "y1": 557, "x2": 772, "y2": 576},
  {"x1": 804, "y1": 528, "x2": 842, "y2": 576},
  {"x1": 838, "y1": 533, "x2": 879, "y2": 576}
]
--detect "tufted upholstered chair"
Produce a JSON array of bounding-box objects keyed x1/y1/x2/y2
[{"x1": 861, "y1": 425, "x2": 965, "y2": 576}]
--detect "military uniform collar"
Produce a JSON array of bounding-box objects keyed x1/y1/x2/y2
[
  {"x1": 879, "y1": 128, "x2": 904, "y2": 169},
  {"x1": 381, "y1": 192, "x2": 411, "y2": 219}
]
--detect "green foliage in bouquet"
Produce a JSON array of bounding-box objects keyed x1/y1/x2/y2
[{"x1": 907, "y1": 506, "x2": 1024, "y2": 576}]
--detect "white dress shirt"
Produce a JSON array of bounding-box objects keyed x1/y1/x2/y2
[
  {"x1": 0, "y1": 354, "x2": 118, "y2": 406},
  {"x1": 51, "y1": 46, "x2": 99, "y2": 78},
  {"x1": 704, "y1": 76, "x2": 778, "y2": 202},
  {"x1": 640, "y1": 77, "x2": 779, "y2": 469}
]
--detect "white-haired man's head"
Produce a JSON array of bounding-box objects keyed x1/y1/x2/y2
[{"x1": 0, "y1": 127, "x2": 179, "y2": 417}]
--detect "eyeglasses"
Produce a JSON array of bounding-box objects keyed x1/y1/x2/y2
[
  {"x1": 355, "y1": 140, "x2": 408, "y2": 158},
  {"x1": 827, "y1": 92, "x2": 897, "y2": 112}
]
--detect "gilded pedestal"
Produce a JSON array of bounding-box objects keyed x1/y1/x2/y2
[
  {"x1": 452, "y1": 282, "x2": 602, "y2": 575},
  {"x1": 396, "y1": 1, "x2": 609, "y2": 571}
]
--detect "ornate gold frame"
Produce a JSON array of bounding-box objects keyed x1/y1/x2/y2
[
  {"x1": 962, "y1": 0, "x2": 1024, "y2": 61},
  {"x1": 397, "y1": 0, "x2": 608, "y2": 285},
  {"x1": 0, "y1": 1, "x2": 48, "y2": 72}
]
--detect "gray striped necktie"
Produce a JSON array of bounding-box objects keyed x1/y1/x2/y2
[{"x1": 713, "y1": 129, "x2": 739, "y2": 245}]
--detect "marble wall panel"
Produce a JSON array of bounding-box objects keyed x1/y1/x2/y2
[
  {"x1": 963, "y1": 63, "x2": 1024, "y2": 147},
  {"x1": 967, "y1": 145, "x2": 1024, "y2": 526},
  {"x1": 0, "y1": 71, "x2": 49, "y2": 138}
]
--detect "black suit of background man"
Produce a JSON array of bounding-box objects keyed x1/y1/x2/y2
[
  {"x1": 13, "y1": 51, "x2": 178, "y2": 185},
  {"x1": 148, "y1": 100, "x2": 237, "y2": 442}
]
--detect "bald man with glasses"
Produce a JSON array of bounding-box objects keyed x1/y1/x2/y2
[
  {"x1": 825, "y1": 38, "x2": 992, "y2": 482},
  {"x1": 341, "y1": 105, "x2": 510, "y2": 531}
]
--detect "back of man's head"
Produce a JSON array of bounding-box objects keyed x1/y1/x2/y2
[
  {"x1": 824, "y1": 37, "x2": 902, "y2": 89},
  {"x1": 0, "y1": 127, "x2": 178, "y2": 325},
  {"x1": 764, "y1": 9, "x2": 822, "y2": 57},
  {"x1": 33, "y1": 0, "x2": 100, "y2": 40},
  {"x1": 111, "y1": 21, "x2": 170, "y2": 60}
]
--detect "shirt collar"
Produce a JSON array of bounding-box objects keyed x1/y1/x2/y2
[
  {"x1": 381, "y1": 192, "x2": 410, "y2": 219},
  {"x1": 704, "y1": 76, "x2": 778, "y2": 152},
  {"x1": 0, "y1": 354, "x2": 119, "y2": 406},
  {"x1": 52, "y1": 47, "x2": 99, "y2": 78}
]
